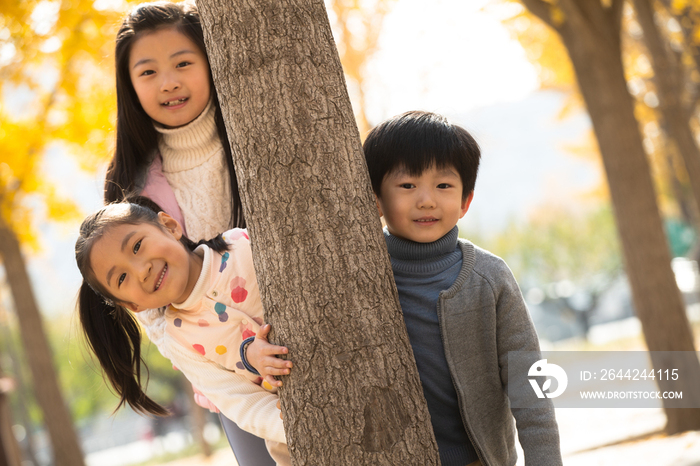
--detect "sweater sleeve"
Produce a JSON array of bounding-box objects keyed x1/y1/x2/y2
[
  {"x1": 167, "y1": 335, "x2": 287, "y2": 444},
  {"x1": 491, "y1": 258, "x2": 563, "y2": 466}
]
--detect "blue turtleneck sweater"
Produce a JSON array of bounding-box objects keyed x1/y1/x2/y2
[{"x1": 384, "y1": 226, "x2": 478, "y2": 466}]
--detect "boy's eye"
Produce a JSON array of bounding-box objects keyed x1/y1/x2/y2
[
  {"x1": 437, "y1": 183, "x2": 451, "y2": 189},
  {"x1": 118, "y1": 273, "x2": 126, "y2": 287},
  {"x1": 133, "y1": 239, "x2": 142, "y2": 254},
  {"x1": 399, "y1": 183, "x2": 414, "y2": 189}
]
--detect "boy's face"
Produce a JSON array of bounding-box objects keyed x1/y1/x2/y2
[{"x1": 377, "y1": 165, "x2": 473, "y2": 243}]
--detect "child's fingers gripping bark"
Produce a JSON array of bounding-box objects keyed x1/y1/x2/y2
[{"x1": 247, "y1": 324, "x2": 293, "y2": 387}]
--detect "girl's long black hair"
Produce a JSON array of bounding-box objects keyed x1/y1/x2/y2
[
  {"x1": 76, "y1": 197, "x2": 228, "y2": 416},
  {"x1": 105, "y1": 1, "x2": 245, "y2": 229}
]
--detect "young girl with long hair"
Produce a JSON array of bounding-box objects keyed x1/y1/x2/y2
[
  {"x1": 105, "y1": 0, "x2": 243, "y2": 237},
  {"x1": 102, "y1": 1, "x2": 277, "y2": 463},
  {"x1": 76, "y1": 201, "x2": 291, "y2": 465}
]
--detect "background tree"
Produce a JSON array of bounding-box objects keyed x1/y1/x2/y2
[
  {"x1": 660, "y1": 0, "x2": 700, "y2": 106},
  {"x1": 632, "y1": 0, "x2": 700, "y2": 239},
  {"x1": 0, "y1": 296, "x2": 39, "y2": 466},
  {"x1": 0, "y1": 362, "x2": 22, "y2": 466},
  {"x1": 0, "y1": 1, "x2": 119, "y2": 464},
  {"x1": 499, "y1": 0, "x2": 699, "y2": 232},
  {"x1": 196, "y1": 0, "x2": 440, "y2": 463},
  {"x1": 517, "y1": 0, "x2": 700, "y2": 433}
]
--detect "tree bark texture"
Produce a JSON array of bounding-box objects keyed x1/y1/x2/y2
[
  {"x1": 0, "y1": 221, "x2": 86, "y2": 466},
  {"x1": 521, "y1": 0, "x2": 700, "y2": 433},
  {"x1": 196, "y1": 0, "x2": 440, "y2": 464},
  {"x1": 634, "y1": 0, "x2": 700, "y2": 227}
]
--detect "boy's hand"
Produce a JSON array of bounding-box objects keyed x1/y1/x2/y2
[{"x1": 247, "y1": 324, "x2": 292, "y2": 387}]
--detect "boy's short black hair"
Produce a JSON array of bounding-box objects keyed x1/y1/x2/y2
[{"x1": 363, "y1": 110, "x2": 480, "y2": 200}]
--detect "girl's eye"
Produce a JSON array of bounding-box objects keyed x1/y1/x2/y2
[
  {"x1": 118, "y1": 273, "x2": 126, "y2": 287},
  {"x1": 133, "y1": 239, "x2": 142, "y2": 254},
  {"x1": 139, "y1": 70, "x2": 155, "y2": 77},
  {"x1": 176, "y1": 61, "x2": 191, "y2": 68}
]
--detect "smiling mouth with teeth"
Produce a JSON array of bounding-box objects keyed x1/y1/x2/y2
[
  {"x1": 163, "y1": 98, "x2": 187, "y2": 106},
  {"x1": 155, "y1": 264, "x2": 167, "y2": 291}
]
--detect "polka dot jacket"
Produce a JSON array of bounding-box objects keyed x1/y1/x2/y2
[{"x1": 164, "y1": 229, "x2": 276, "y2": 392}]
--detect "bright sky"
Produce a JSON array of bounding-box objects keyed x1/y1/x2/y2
[
  {"x1": 22, "y1": 0, "x2": 597, "y2": 316},
  {"x1": 364, "y1": 0, "x2": 538, "y2": 122}
]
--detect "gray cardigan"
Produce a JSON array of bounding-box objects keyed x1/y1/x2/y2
[{"x1": 439, "y1": 240, "x2": 562, "y2": 466}]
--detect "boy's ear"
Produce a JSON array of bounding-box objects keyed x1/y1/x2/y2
[
  {"x1": 158, "y1": 212, "x2": 183, "y2": 240},
  {"x1": 460, "y1": 191, "x2": 475, "y2": 218},
  {"x1": 375, "y1": 195, "x2": 384, "y2": 218}
]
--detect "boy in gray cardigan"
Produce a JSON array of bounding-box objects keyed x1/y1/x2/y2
[
  {"x1": 362, "y1": 110, "x2": 562, "y2": 466},
  {"x1": 245, "y1": 111, "x2": 563, "y2": 465}
]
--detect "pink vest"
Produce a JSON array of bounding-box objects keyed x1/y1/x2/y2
[{"x1": 141, "y1": 154, "x2": 188, "y2": 236}]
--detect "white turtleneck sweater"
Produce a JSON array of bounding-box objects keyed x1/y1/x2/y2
[{"x1": 155, "y1": 98, "x2": 232, "y2": 241}]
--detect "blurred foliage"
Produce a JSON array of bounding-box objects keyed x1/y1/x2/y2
[
  {"x1": 467, "y1": 205, "x2": 623, "y2": 290},
  {"x1": 0, "y1": 0, "x2": 123, "y2": 249},
  {"x1": 495, "y1": 0, "x2": 700, "y2": 227},
  {"x1": 2, "y1": 309, "x2": 183, "y2": 426}
]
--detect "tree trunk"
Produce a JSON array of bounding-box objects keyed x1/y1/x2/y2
[
  {"x1": 633, "y1": 0, "x2": 700, "y2": 230},
  {"x1": 196, "y1": 0, "x2": 440, "y2": 464},
  {"x1": 0, "y1": 363, "x2": 22, "y2": 466},
  {"x1": 521, "y1": 0, "x2": 700, "y2": 433},
  {"x1": 0, "y1": 308, "x2": 39, "y2": 466},
  {"x1": 0, "y1": 220, "x2": 85, "y2": 466},
  {"x1": 658, "y1": 0, "x2": 700, "y2": 107},
  {"x1": 661, "y1": 136, "x2": 699, "y2": 234}
]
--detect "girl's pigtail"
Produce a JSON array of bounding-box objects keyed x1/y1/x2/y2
[
  {"x1": 78, "y1": 282, "x2": 169, "y2": 416},
  {"x1": 196, "y1": 235, "x2": 229, "y2": 254},
  {"x1": 179, "y1": 232, "x2": 229, "y2": 255}
]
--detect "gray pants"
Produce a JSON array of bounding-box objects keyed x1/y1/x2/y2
[{"x1": 219, "y1": 413, "x2": 276, "y2": 466}]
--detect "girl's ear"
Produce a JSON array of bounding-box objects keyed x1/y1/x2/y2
[
  {"x1": 157, "y1": 212, "x2": 183, "y2": 240},
  {"x1": 123, "y1": 301, "x2": 141, "y2": 313}
]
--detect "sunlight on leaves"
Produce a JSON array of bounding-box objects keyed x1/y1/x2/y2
[{"x1": 0, "y1": 0, "x2": 126, "y2": 248}]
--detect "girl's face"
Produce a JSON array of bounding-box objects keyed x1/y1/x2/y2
[
  {"x1": 128, "y1": 27, "x2": 211, "y2": 128},
  {"x1": 89, "y1": 213, "x2": 202, "y2": 312}
]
